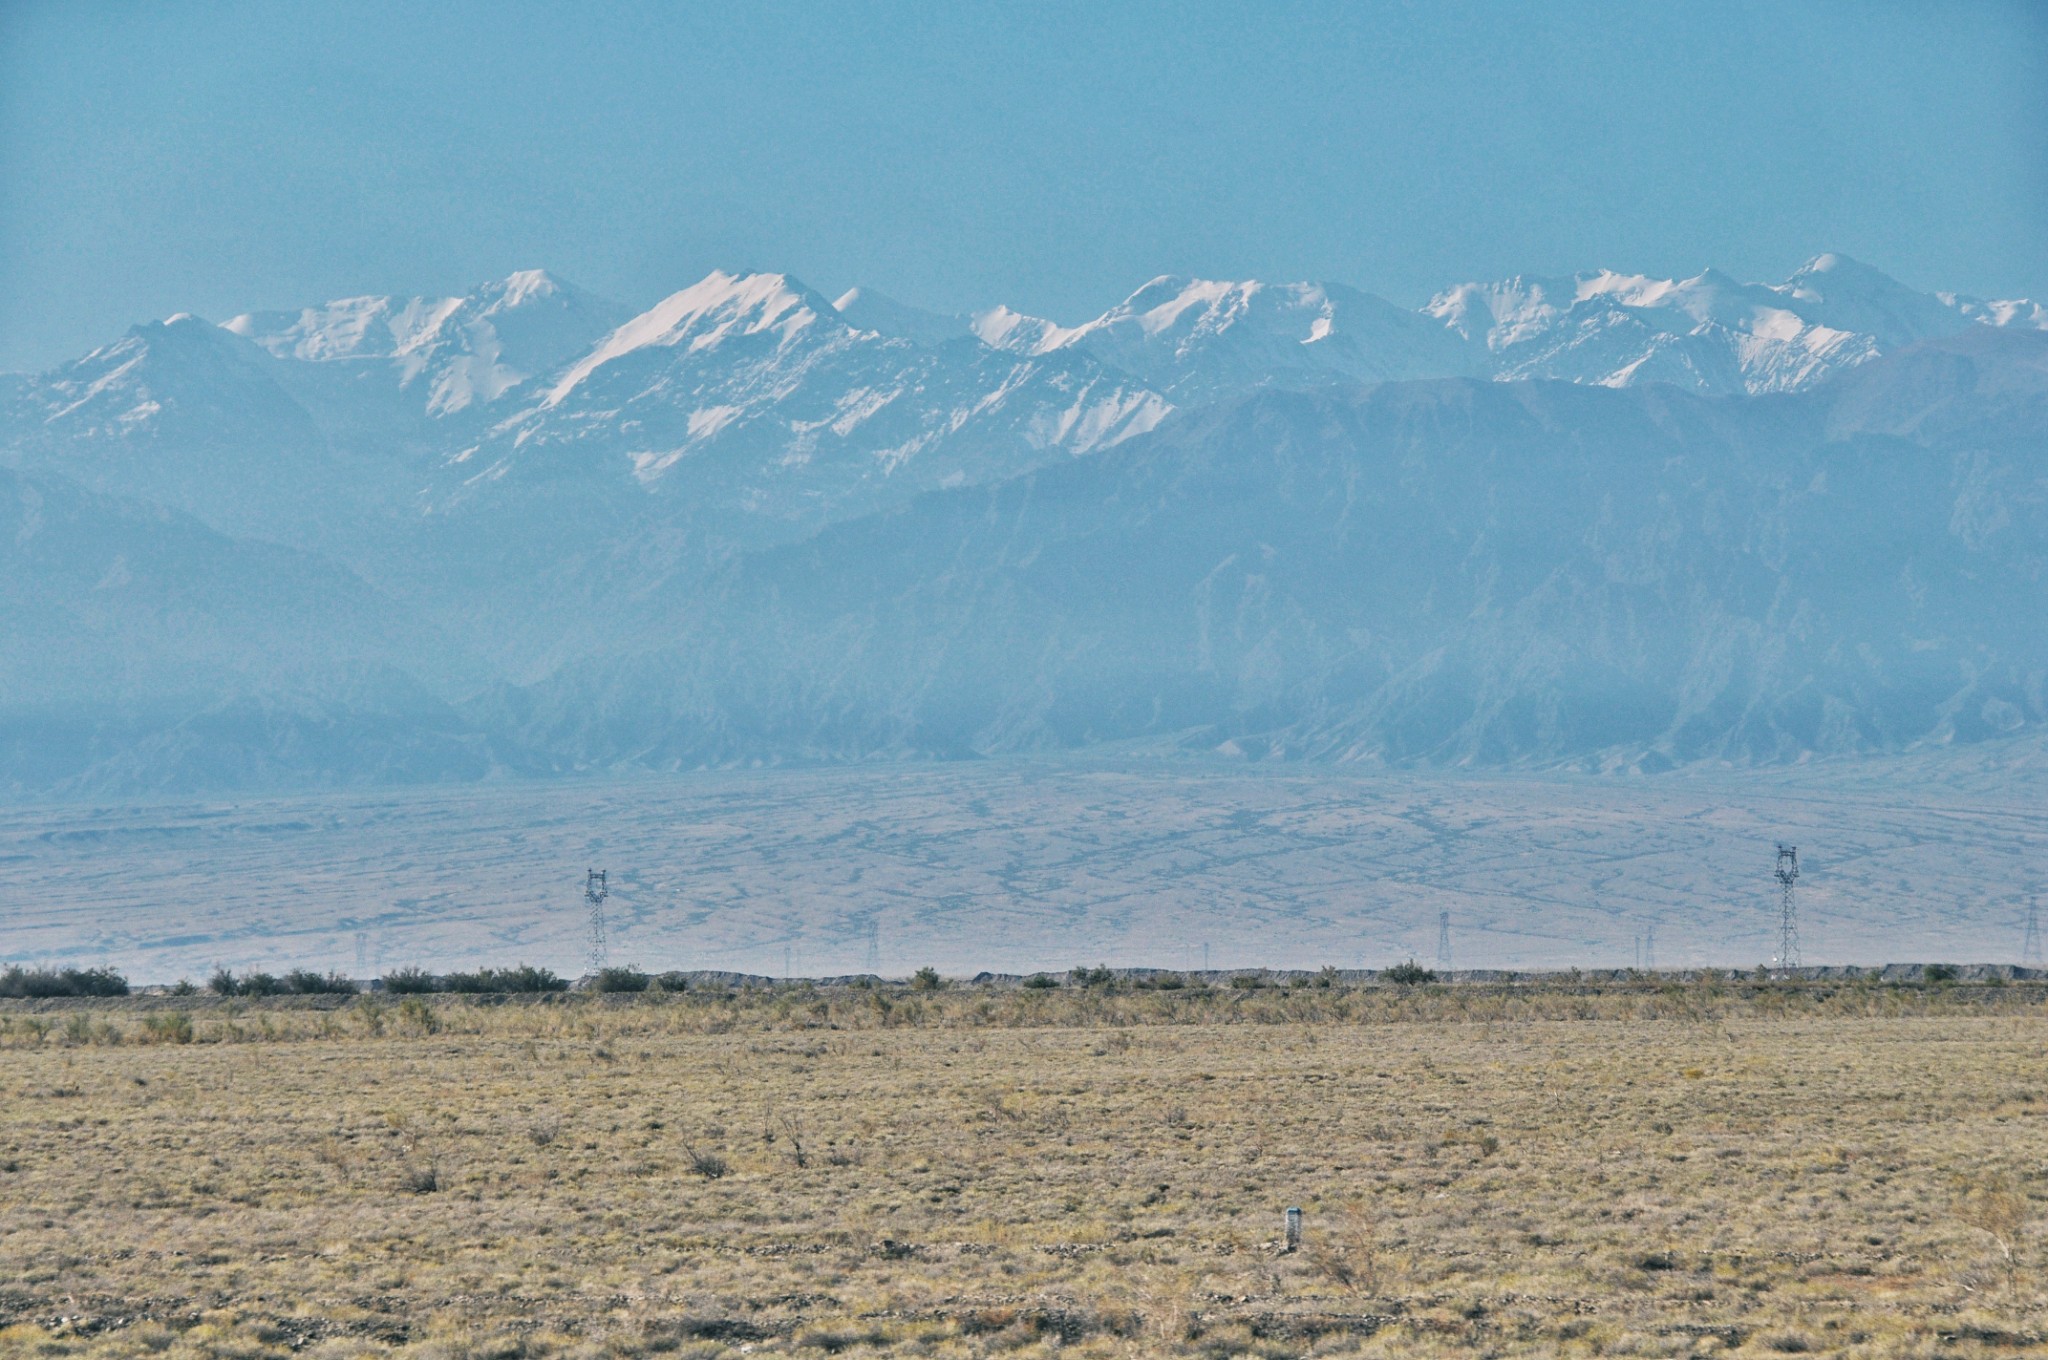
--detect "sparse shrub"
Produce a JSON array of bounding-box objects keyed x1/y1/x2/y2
[
  {"x1": 1071, "y1": 964, "x2": 1115, "y2": 988},
  {"x1": 168, "y1": 978, "x2": 198, "y2": 996},
  {"x1": 1958, "y1": 1172, "x2": 2029, "y2": 1303},
  {"x1": 595, "y1": 966, "x2": 649, "y2": 993},
  {"x1": 0, "y1": 965, "x2": 128, "y2": 998},
  {"x1": 1925, "y1": 963, "x2": 1960, "y2": 984},
  {"x1": 141, "y1": 1011, "x2": 193, "y2": 1045},
  {"x1": 1314, "y1": 965, "x2": 1341, "y2": 988},
  {"x1": 401, "y1": 1164, "x2": 440, "y2": 1194},
  {"x1": 1023, "y1": 972, "x2": 1060, "y2": 990},
  {"x1": 1154, "y1": 972, "x2": 1185, "y2": 990},
  {"x1": 237, "y1": 971, "x2": 284, "y2": 997},
  {"x1": 685, "y1": 1142, "x2": 730, "y2": 1179},
  {"x1": 381, "y1": 967, "x2": 439, "y2": 994},
  {"x1": 527, "y1": 1115, "x2": 561, "y2": 1147},
  {"x1": 779, "y1": 1112, "x2": 809, "y2": 1168},
  {"x1": 395, "y1": 996, "x2": 439, "y2": 1035},
  {"x1": 911, "y1": 966, "x2": 945, "y2": 991},
  {"x1": 1384, "y1": 959, "x2": 1436, "y2": 985},
  {"x1": 653, "y1": 971, "x2": 691, "y2": 992},
  {"x1": 1310, "y1": 1199, "x2": 1383, "y2": 1292},
  {"x1": 1228, "y1": 972, "x2": 1266, "y2": 989}
]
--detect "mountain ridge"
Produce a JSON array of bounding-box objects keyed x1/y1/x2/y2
[{"x1": 1, "y1": 257, "x2": 2043, "y2": 795}]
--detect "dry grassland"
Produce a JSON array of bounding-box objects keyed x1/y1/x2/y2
[{"x1": 3, "y1": 981, "x2": 2046, "y2": 1358}]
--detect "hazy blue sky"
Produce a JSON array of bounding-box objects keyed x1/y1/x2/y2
[{"x1": 2, "y1": 1, "x2": 2043, "y2": 371}]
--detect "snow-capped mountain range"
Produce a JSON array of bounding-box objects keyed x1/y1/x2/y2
[{"x1": 3, "y1": 253, "x2": 2045, "y2": 794}]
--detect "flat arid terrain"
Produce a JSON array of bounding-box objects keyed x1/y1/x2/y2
[
  {"x1": 5, "y1": 743, "x2": 2047, "y2": 983},
  {"x1": 4, "y1": 979, "x2": 2047, "y2": 1358}
]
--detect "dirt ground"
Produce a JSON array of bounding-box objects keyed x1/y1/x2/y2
[{"x1": 3, "y1": 980, "x2": 2046, "y2": 1357}]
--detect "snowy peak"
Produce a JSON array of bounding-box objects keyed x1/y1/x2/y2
[
  {"x1": 29, "y1": 313, "x2": 302, "y2": 441},
  {"x1": 544, "y1": 270, "x2": 838, "y2": 408},
  {"x1": 1771, "y1": 252, "x2": 1973, "y2": 348},
  {"x1": 832, "y1": 287, "x2": 971, "y2": 347},
  {"x1": 1421, "y1": 255, "x2": 2048, "y2": 395},
  {"x1": 974, "y1": 275, "x2": 1476, "y2": 400},
  {"x1": 969, "y1": 304, "x2": 1074, "y2": 355},
  {"x1": 224, "y1": 270, "x2": 627, "y2": 416}
]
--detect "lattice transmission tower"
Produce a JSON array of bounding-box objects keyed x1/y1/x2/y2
[
  {"x1": 1436, "y1": 910, "x2": 1453, "y2": 976},
  {"x1": 585, "y1": 869, "x2": 609, "y2": 976},
  {"x1": 2024, "y1": 896, "x2": 2044, "y2": 968},
  {"x1": 1774, "y1": 844, "x2": 1800, "y2": 973}
]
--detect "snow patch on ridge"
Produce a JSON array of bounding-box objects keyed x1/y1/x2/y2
[{"x1": 546, "y1": 271, "x2": 822, "y2": 408}]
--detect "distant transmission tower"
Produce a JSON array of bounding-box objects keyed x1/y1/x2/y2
[
  {"x1": 354, "y1": 932, "x2": 369, "y2": 979},
  {"x1": 585, "y1": 869, "x2": 609, "y2": 975},
  {"x1": 1774, "y1": 844, "x2": 1800, "y2": 973},
  {"x1": 1436, "y1": 910, "x2": 1453, "y2": 975},
  {"x1": 864, "y1": 918, "x2": 880, "y2": 974},
  {"x1": 2023, "y1": 896, "x2": 2043, "y2": 967},
  {"x1": 1643, "y1": 920, "x2": 1657, "y2": 973}
]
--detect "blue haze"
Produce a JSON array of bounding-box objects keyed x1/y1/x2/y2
[{"x1": 2, "y1": 0, "x2": 2044, "y2": 371}]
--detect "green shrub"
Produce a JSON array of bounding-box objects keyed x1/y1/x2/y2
[
  {"x1": 1154, "y1": 972, "x2": 1185, "y2": 990},
  {"x1": 1228, "y1": 972, "x2": 1266, "y2": 989},
  {"x1": 237, "y1": 971, "x2": 284, "y2": 997},
  {"x1": 594, "y1": 967, "x2": 649, "y2": 993},
  {"x1": 1924, "y1": 963, "x2": 1960, "y2": 984},
  {"x1": 442, "y1": 964, "x2": 568, "y2": 994},
  {"x1": 1022, "y1": 972, "x2": 1061, "y2": 990},
  {"x1": 911, "y1": 966, "x2": 946, "y2": 992},
  {"x1": 1071, "y1": 964, "x2": 1115, "y2": 988},
  {"x1": 284, "y1": 969, "x2": 358, "y2": 995},
  {"x1": 381, "y1": 967, "x2": 439, "y2": 994},
  {"x1": 0, "y1": 966, "x2": 129, "y2": 998},
  {"x1": 208, "y1": 967, "x2": 239, "y2": 996},
  {"x1": 1384, "y1": 959, "x2": 1437, "y2": 985}
]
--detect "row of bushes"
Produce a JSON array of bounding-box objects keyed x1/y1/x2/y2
[
  {"x1": 382, "y1": 964, "x2": 570, "y2": 994},
  {"x1": 1016, "y1": 964, "x2": 1440, "y2": 991},
  {"x1": 0, "y1": 965, "x2": 130, "y2": 998},
  {"x1": 382, "y1": 965, "x2": 700, "y2": 994},
  {"x1": 207, "y1": 968, "x2": 358, "y2": 997}
]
